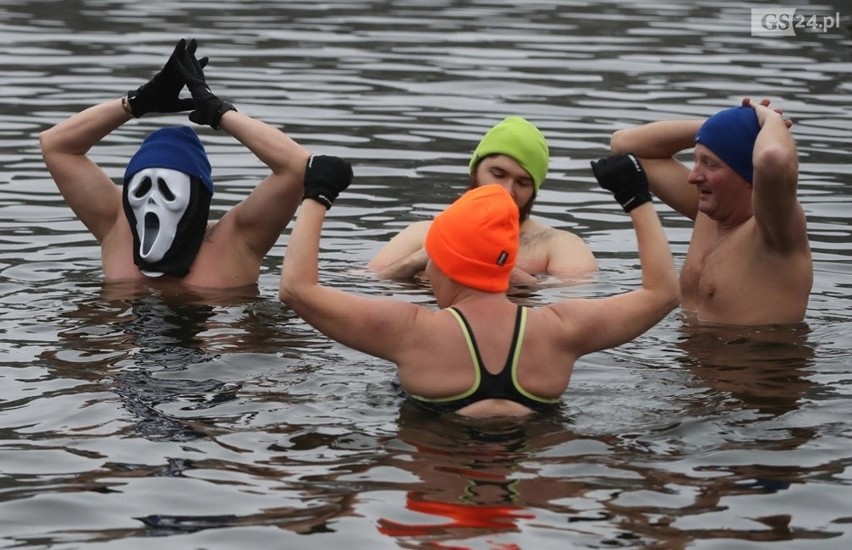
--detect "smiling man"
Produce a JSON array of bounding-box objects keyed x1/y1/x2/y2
[{"x1": 609, "y1": 98, "x2": 812, "y2": 325}]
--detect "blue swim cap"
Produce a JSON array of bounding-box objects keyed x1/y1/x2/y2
[
  {"x1": 694, "y1": 106, "x2": 760, "y2": 183},
  {"x1": 124, "y1": 126, "x2": 214, "y2": 194}
]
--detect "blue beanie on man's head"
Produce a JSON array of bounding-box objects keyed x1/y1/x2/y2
[
  {"x1": 124, "y1": 126, "x2": 214, "y2": 194},
  {"x1": 694, "y1": 106, "x2": 760, "y2": 184}
]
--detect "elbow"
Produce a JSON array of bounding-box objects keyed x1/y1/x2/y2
[
  {"x1": 661, "y1": 276, "x2": 682, "y2": 315},
  {"x1": 38, "y1": 129, "x2": 56, "y2": 157},
  {"x1": 647, "y1": 273, "x2": 681, "y2": 317},
  {"x1": 610, "y1": 129, "x2": 630, "y2": 154},
  {"x1": 278, "y1": 278, "x2": 298, "y2": 307},
  {"x1": 754, "y1": 143, "x2": 797, "y2": 179},
  {"x1": 664, "y1": 286, "x2": 681, "y2": 314}
]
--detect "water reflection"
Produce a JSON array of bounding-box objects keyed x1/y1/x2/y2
[
  {"x1": 378, "y1": 404, "x2": 592, "y2": 545},
  {"x1": 38, "y1": 283, "x2": 303, "y2": 442},
  {"x1": 676, "y1": 321, "x2": 816, "y2": 417},
  {"x1": 2, "y1": 0, "x2": 852, "y2": 547},
  {"x1": 375, "y1": 397, "x2": 845, "y2": 548}
]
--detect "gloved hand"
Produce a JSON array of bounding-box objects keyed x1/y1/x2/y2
[
  {"x1": 173, "y1": 41, "x2": 236, "y2": 130},
  {"x1": 590, "y1": 153, "x2": 652, "y2": 212},
  {"x1": 126, "y1": 38, "x2": 207, "y2": 118},
  {"x1": 303, "y1": 155, "x2": 353, "y2": 209}
]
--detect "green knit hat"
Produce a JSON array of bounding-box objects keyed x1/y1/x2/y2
[{"x1": 468, "y1": 116, "x2": 549, "y2": 192}]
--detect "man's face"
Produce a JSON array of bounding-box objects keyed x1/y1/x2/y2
[
  {"x1": 124, "y1": 168, "x2": 193, "y2": 263},
  {"x1": 470, "y1": 155, "x2": 536, "y2": 222},
  {"x1": 688, "y1": 144, "x2": 753, "y2": 223}
]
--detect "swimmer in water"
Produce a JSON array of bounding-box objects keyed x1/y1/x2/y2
[
  {"x1": 280, "y1": 153, "x2": 679, "y2": 417},
  {"x1": 609, "y1": 98, "x2": 812, "y2": 325},
  {"x1": 40, "y1": 38, "x2": 311, "y2": 289}
]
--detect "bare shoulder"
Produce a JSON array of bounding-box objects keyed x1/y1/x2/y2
[
  {"x1": 380, "y1": 219, "x2": 433, "y2": 244},
  {"x1": 521, "y1": 219, "x2": 580, "y2": 242},
  {"x1": 520, "y1": 220, "x2": 597, "y2": 276},
  {"x1": 403, "y1": 219, "x2": 433, "y2": 239}
]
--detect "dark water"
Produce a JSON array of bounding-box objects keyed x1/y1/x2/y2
[{"x1": 1, "y1": 1, "x2": 851, "y2": 548}]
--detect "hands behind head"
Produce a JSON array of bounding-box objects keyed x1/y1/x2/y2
[
  {"x1": 303, "y1": 155, "x2": 353, "y2": 209},
  {"x1": 590, "y1": 153, "x2": 652, "y2": 213},
  {"x1": 742, "y1": 97, "x2": 794, "y2": 129}
]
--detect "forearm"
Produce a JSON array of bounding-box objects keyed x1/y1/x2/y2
[
  {"x1": 374, "y1": 248, "x2": 428, "y2": 279},
  {"x1": 40, "y1": 99, "x2": 131, "y2": 157},
  {"x1": 611, "y1": 120, "x2": 702, "y2": 159},
  {"x1": 280, "y1": 199, "x2": 325, "y2": 303},
  {"x1": 219, "y1": 111, "x2": 310, "y2": 178},
  {"x1": 752, "y1": 108, "x2": 798, "y2": 184},
  {"x1": 749, "y1": 104, "x2": 802, "y2": 246},
  {"x1": 630, "y1": 203, "x2": 679, "y2": 301},
  {"x1": 509, "y1": 266, "x2": 538, "y2": 285}
]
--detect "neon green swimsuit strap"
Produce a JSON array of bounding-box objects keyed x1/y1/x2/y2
[
  {"x1": 410, "y1": 307, "x2": 481, "y2": 403},
  {"x1": 510, "y1": 307, "x2": 560, "y2": 404}
]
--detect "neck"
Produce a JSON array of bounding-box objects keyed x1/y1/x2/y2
[
  {"x1": 445, "y1": 287, "x2": 511, "y2": 310},
  {"x1": 715, "y1": 209, "x2": 753, "y2": 232}
]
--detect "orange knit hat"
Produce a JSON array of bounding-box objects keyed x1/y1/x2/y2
[{"x1": 425, "y1": 184, "x2": 519, "y2": 292}]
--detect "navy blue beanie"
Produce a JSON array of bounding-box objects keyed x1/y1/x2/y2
[
  {"x1": 124, "y1": 126, "x2": 213, "y2": 194},
  {"x1": 694, "y1": 106, "x2": 760, "y2": 184}
]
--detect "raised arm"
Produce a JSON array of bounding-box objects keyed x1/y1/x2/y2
[
  {"x1": 173, "y1": 44, "x2": 310, "y2": 264},
  {"x1": 219, "y1": 111, "x2": 310, "y2": 261},
  {"x1": 39, "y1": 39, "x2": 199, "y2": 242},
  {"x1": 744, "y1": 99, "x2": 808, "y2": 254},
  {"x1": 280, "y1": 157, "x2": 422, "y2": 360},
  {"x1": 610, "y1": 119, "x2": 702, "y2": 220},
  {"x1": 39, "y1": 100, "x2": 129, "y2": 242},
  {"x1": 552, "y1": 154, "x2": 679, "y2": 355}
]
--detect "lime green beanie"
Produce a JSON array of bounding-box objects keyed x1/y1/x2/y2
[{"x1": 468, "y1": 116, "x2": 549, "y2": 192}]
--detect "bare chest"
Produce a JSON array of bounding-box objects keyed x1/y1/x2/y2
[
  {"x1": 100, "y1": 223, "x2": 258, "y2": 288},
  {"x1": 680, "y1": 220, "x2": 809, "y2": 324}
]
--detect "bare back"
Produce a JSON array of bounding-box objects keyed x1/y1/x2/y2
[{"x1": 394, "y1": 304, "x2": 578, "y2": 416}]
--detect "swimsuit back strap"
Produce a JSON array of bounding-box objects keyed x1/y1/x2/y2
[{"x1": 510, "y1": 306, "x2": 561, "y2": 405}]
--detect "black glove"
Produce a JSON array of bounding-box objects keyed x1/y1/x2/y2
[
  {"x1": 173, "y1": 42, "x2": 236, "y2": 130},
  {"x1": 590, "y1": 153, "x2": 652, "y2": 212},
  {"x1": 303, "y1": 155, "x2": 353, "y2": 209},
  {"x1": 126, "y1": 39, "x2": 207, "y2": 118}
]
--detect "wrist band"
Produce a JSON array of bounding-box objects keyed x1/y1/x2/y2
[{"x1": 120, "y1": 94, "x2": 134, "y2": 117}]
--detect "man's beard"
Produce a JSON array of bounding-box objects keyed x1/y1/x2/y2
[{"x1": 468, "y1": 178, "x2": 534, "y2": 223}]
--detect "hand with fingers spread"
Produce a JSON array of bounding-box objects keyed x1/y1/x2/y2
[
  {"x1": 125, "y1": 38, "x2": 207, "y2": 118},
  {"x1": 173, "y1": 41, "x2": 236, "y2": 130}
]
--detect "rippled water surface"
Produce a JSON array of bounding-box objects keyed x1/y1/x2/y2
[{"x1": 2, "y1": 1, "x2": 851, "y2": 548}]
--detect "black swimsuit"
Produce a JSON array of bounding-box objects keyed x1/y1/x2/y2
[{"x1": 410, "y1": 306, "x2": 560, "y2": 413}]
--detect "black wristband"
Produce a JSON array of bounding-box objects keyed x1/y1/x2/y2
[
  {"x1": 210, "y1": 101, "x2": 237, "y2": 130},
  {"x1": 615, "y1": 188, "x2": 652, "y2": 212}
]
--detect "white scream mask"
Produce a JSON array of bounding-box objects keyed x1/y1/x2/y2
[{"x1": 125, "y1": 168, "x2": 193, "y2": 274}]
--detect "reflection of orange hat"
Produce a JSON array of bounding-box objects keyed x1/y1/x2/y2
[
  {"x1": 425, "y1": 184, "x2": 519, "y2": 292},
  {"x1": 377, "y1": 491, "x2": 533, "y2": 537}
]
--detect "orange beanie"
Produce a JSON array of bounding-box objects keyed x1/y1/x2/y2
[{"x1": 425, "y1": 184, "x2": 519, "y2": 292}]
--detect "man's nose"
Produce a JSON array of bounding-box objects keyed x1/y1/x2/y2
[{"x1": 686, "y1": 167, "x2": 701, "y2": 185}]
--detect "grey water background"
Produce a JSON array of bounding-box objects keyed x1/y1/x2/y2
[{"x1": 1, "y1": 1, "x2": 851, "y2": 548}]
